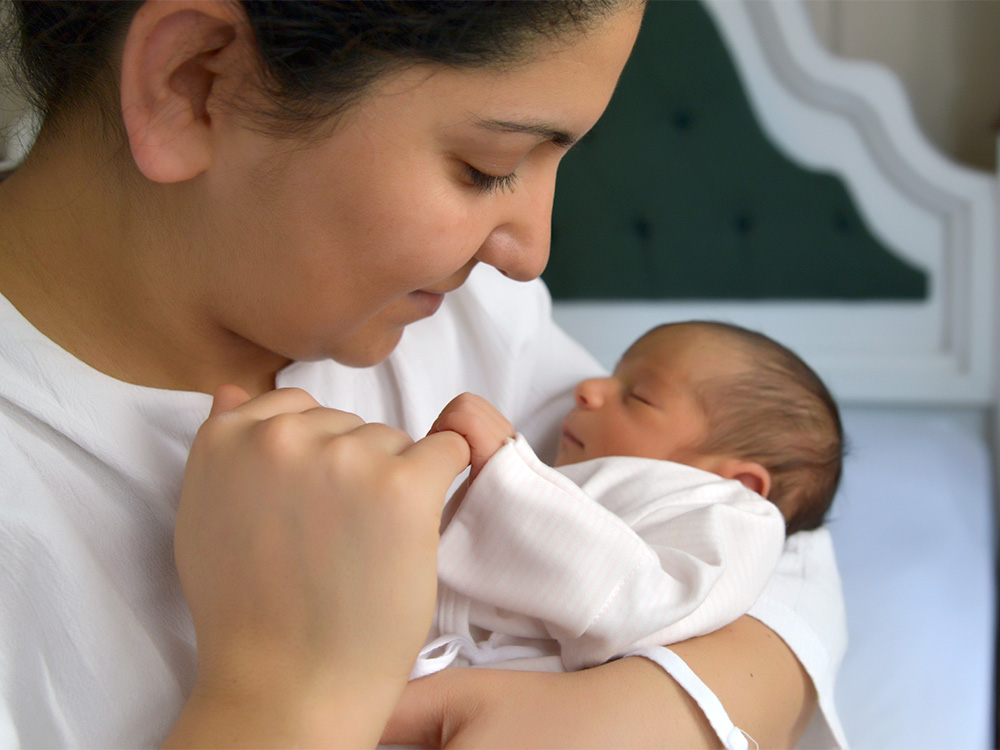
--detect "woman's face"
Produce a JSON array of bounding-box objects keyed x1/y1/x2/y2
[{"x1": 200, "y1": 8, "x2": 643, "y2": 368}]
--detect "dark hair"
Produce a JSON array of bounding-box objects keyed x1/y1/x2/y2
[
  {"x1": 638, "y1": 321, "x2": 845, "y2": 535},
  {"x1": 9, "y1": 0, "x2": 627, "y2": 136}
]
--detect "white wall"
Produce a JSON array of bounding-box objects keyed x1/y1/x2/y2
[{"x1": 806, "y1": 0, "x2": 1000, "y2": 171}]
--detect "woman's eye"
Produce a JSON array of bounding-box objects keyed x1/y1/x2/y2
[{"x1": 465, "y1": 165, "x2": 519, "y2": 195}]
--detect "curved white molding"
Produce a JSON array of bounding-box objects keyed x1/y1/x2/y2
[{"x1": 554, "y1": 0, "x2": 998, "y2": 405}]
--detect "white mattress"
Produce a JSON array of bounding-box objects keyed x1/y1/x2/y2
[{"x1": 829, "y1": 408, "x2": 996, "y2": 749}]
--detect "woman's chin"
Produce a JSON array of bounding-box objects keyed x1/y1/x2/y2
[{"x1": 327, "y1": 329, "x2": 405, "y2": 369}]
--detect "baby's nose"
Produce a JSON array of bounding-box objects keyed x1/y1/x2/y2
[{"x1": 574, "y1": 378, "x2": 607, "y2": 409}]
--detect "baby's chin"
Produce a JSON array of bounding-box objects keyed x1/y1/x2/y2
[
  {"x1": 555, "y1": 433, "x2": 589, "y2": 467},
  {"x1": 553, "y1": 450, "x2": 581, "y2": 468}
]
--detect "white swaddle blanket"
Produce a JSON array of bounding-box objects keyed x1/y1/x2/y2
[{"x1": 413, "y1": 434, "x2": 786, "y2": 676}]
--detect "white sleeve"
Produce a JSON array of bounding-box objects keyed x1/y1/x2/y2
[
  {"x1": 437, "y1": 435, "x2": 786, "y2": 671},
  {"x1": 747, "y1": 530, "x2": 849, "y2": 748}
]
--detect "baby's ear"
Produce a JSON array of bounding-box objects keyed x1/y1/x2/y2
[{"x1": 714, "y1": 459, "x2": 772, "y2": 499}]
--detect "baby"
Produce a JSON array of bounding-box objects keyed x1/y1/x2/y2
[{"x1": 413, "y1": 320, "x2": 843, "y2": 677}]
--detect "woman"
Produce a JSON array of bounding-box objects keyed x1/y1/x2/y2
[{"x1": 0, "y1": 1, "x2": 846, "y2": 747}]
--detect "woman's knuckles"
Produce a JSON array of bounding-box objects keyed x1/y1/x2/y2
[
  {"x1": 246, "y1": 411, "x2": 361, "y2": 462},
  {"x1": 247, "y1": 412, "x2": 312, "y2": 458}
]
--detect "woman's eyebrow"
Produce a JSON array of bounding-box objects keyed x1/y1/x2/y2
[{"x1": 474, "y1": 117, "x2": 578, "y2": 148}]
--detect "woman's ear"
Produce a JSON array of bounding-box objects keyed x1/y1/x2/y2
[
  {"x1": 713, "y1": 458, "x2": 772, "y2": 499},
  {"x1": 120, "y1": 1, "x2": 248, "y2": 183}
]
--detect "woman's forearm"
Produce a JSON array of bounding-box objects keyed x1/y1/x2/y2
[
  {"x1": 669, "y1": 616, "x2": 818, "y2": 748},
  {"x1": 384, "y1": 615, "x2": 816, "y2": 748},
  {"x1": 384, "y1": 656, "x2": 718, "y2": 748}
]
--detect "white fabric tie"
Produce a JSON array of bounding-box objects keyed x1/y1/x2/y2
[
  {"x1": 411, "y1": 635, "x2": 552, "y2": 680},
  {"x1": 626, "y1": 646, "x2": 756, "y2": 750}
]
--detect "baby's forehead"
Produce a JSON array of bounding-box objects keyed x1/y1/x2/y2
[
  {"x1": 621, "y1": 326, "x2": 760, "y2": 401},
  {"x1": 626, "y1": 324, "x2": 744, "y2": 368}
]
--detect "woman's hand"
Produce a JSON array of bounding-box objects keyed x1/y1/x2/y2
[
  {"x1": 166, "y1": 385, "x2": 471, "y2": 748},
  {"x1": 382, "y1": 617, "x2": 817, "y2": 749},
  {"x1": 430, "y1": 393, "x2": 515, "y2": 479}
]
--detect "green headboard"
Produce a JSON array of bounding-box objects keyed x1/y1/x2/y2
[{"x1": 544, "y1": 0, "x2": 927, "y2": 301}]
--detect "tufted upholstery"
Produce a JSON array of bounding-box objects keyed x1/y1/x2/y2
[{"x1": 544, "y1": 0, "x2": 927, "y2": 300}]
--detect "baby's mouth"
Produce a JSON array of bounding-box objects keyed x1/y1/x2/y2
[{"x1": 561, "y1": 426, "x2": 584, "y2": 449}]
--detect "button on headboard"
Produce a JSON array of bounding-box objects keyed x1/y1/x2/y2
[{"x1": 545, "y1": 0, "x2": 927, "y2": 302}]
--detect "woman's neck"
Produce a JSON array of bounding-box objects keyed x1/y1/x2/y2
[{"x1": 0, "y1": 126, "x2": 287, "y2": 397}]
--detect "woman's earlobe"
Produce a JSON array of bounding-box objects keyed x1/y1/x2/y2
[{"x1": 119, "y1": 2, "x2": 243, "y2": 183}]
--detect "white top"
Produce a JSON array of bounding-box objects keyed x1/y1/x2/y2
[
  {"x1": 0, "y1": 264, "x2": 847, "y2": 748},
  {"x1": 414, "y1": 434, "x2": 785, "y2": 675}
]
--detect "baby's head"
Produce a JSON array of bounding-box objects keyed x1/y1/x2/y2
[{"x1": 555, "y1": 321, "x2": 843, "y2": 534}]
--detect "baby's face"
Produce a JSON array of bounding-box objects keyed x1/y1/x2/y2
[{"x1": 554, "y1": 327, "x2": 727, "y2": 467}]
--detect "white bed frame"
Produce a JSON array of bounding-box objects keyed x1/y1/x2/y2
[
  {"x1": 552, "y1": 2, "x2": 998, "y2": 747},
  {"x1": 554, "y1": 0, "x2": 998, "y2": 408}
]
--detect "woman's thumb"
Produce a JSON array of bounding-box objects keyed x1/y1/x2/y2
[{"x1": 209, "y1": 384, "x2": 253, "y2": 417}]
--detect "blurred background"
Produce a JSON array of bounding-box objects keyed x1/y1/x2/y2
[{"x1": 805, "y1": 0, "x2": 1000, "y2": 171}]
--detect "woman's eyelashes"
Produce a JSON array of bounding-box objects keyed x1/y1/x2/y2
[{"x1": 465, "y1": 164, "x2": 519, "y2": 194}]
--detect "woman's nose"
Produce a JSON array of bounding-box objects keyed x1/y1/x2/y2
[
  {"x1": 474, "y1": 171, "x2": 555, "y2": 282},
  {"x1": 574, "y1": 378, "x2": 607, "y2": 409}
]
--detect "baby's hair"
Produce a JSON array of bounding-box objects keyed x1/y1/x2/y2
[{"x1": 640, "y1": 321, "x2": 844, "y2": 535}]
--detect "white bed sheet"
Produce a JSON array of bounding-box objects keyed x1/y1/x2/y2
[{"x1": 829, "y1": 407, "x2": 996, "y2": 749}]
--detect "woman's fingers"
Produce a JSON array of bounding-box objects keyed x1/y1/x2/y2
[
  {"x1": 210, "y1": 386, "x2": 323, "y2": 420},
  {"x1": 329, "y1": 419, "x2": 414, "y2": 454},
  {"x1": 406, "y1": 429, "x2": 473, "y2": 492},
  {"x1": 203, "y1": 387, "x2": 468, "y2": 489},
  {"x1": 210, "y1": 384, "x2": 253, "y2": 416},
  {"x1": 203, "y1": 389, "x2": 369, "y2": 452},
  {"x1": 180, "y1": 387, "x2": 472, "y2": 708},
  {"x1": 431, "y1": 393, "x2": 513, "y2": 479}
]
